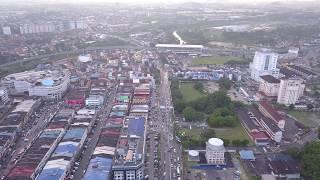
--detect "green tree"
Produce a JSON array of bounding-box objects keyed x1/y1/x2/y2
[
  {"x1": 218, "y1": 77, "x2": 232, "y2": 90},
  {"x1": 201, "y1": 129, "x2": 216, "y2": 140},
  {"x1": 302, "y1": 142, "x2": 320, "y2": 179},
  {"x1": 182, "y1": 107, "x2": 204, "y2": 121},
  {"x1": 194, "y1": 81, "x2": 204, "y2": 93},
  {"x1": 174, "y1": 100, "x2": 186, "y2": 113},
  {"x1": 289, "y1": 104, "x2": 295, "y2": 110}
]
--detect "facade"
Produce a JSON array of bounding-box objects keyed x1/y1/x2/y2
[
  {"x1": 277, "y1": 78, "x2": 305, "y2": 106},
  {"x1": 258, "y1": 75, "x2": 280, "y2": 97},
  {"x1": 2, "y1": 68, "x2": 70, "y2": 100},
  {"x1": 19, "y1": 23, "x2": 56, "y2": 34},
  {"x1": 0, "y1": 87, "x2": 9, "y2": 104},
  {"x1": 250, "y1": 49, "x2": 279, "y2": 82},
  {"x1": 205, "y1": 138, "x2": 225, "y2": 165}
]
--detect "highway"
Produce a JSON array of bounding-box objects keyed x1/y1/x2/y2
[{"x1": 149, "y1": 63, "x2": 182, "y2": 180}]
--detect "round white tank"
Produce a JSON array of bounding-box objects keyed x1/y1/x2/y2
[
  {"x1": 207, "y1": 138, "x2": 224, "y2": 150},
  {"x1": 188, "y1": 150, "x2": 199, "y2": 161}
]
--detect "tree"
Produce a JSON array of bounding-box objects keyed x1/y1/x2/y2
[
  {"x1": 289, "y1": 104, "x2": 295, "y2": 110},
  {"x1": 174, "y1": 100, "x2": 186, "y2": 113},
  {"x1": 182, "y1": 107, "x2": 205, "y2": 121},
  {"x1": 302, "y1": 142, "x2": 320, "y2": 179},
  {"x1": 218, "y1": 77, "x2": 232, "y2": 90},
  {"x1": 194, "y1": 81, "x2": 204, "y2": 93},
  {"x1": 201, "y1": 129, "x2": 216, "y2": 140}
]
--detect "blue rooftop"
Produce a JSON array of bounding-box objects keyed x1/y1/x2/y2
[
  {"x1": 42, "y1": 79, "x2": 55, "y2": 86},
  {"x1": 128, "y1": 117, "x2": 145, "y2": 137},
  {"x1": 83, "y1": 157, "x2": 112, "y2": 180},
  {"x1": 63, "y1": 128, "x2": 86, "y2": 140},
  {"x1": 239, "y1": 150, "x2": 255, "y2": 160},
  {"x1": 52, "y1": 142, "x2": 79, "y2": 157},
  {"x1": 40, "y1": 130, "x2": 61, "y2": 138},
  {"x1": 37, "y1": 169, "x2": 64, "y2": 180}
]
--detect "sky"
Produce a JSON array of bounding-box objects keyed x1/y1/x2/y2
[{"x1": 14, "y1": 0, "x2": 316, "y2": 4}]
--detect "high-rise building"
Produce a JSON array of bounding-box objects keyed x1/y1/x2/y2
[
  {"x1": 250, "y1": 49, "x2": 279, "y2": 82},
  {"x1": 206, "y1": 138, "x2": 225, "y2": 165},
  {"x1": 277, "y1": 78, "x2": 305, "y2": 105}
]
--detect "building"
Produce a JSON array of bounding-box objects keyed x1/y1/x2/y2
[
  {"x1": 112, "y1": 117, "x2": 146, "y2": 180},
  {"x1": 2, "y1": 67, "x2": 70, "y2": 100},
  {"x1": 277, "y1": 78, "x2": 305, "y2": 106},
  {"x1": 19, "y1": 23, "x2": 56, "y2": 34},
  {"x1": 250, "y1": 49, "x2": 279, "y2": 82},
  {"x1": 155, "y1": 44, "x2": 204, "y2": 55},
  {"x1": 258, "y1": 101, "x2": 285, "y2": 130},
  {"x1": 85, "y1": 95, "x2": 104, "y2": 108},
  {"x1": 258, "y1": 75, "x2": 280, "y2": 97},
  {"x1": 205, "y1": 138, "x2": 225, "y2": 165},
  {"x1": 251, "y1": 109, "x2": 282, "y2": 143},
  {"x1": 287, "y1": 64, "x2": 317, "y2": 79},
  {"x1": 0, "y1": 87, "x2": 9, "y2": 104},
  {"x1": 2, "y1": 26, "x2": 12, "y2": 35}
]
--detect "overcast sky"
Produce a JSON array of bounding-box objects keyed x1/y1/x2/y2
[{"x1": 11, "y1": 0, "x2": 315, "y2": 4}]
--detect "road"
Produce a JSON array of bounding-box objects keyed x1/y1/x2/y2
[
  {"x1": 72, "y1": 87, "x2": 116, "y2": 180},
  {"x1": 149, "y1": 63, "x2": 182, "y2": 180}
]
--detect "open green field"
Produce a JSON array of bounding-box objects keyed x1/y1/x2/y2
[
  {"x1": 213, "y1": 120, "x2": 252, "y2": 142},
  {"x1": 191, "y1": 56, "x2": 244, "y2": 65},
  {"x1": 180, "y1": 120, "x2": 252, "y2": 143},
  {"x1": 288, "y1": 111, "x2": 320, "y2": 127},
  {"x1": 179, "y1": 82, "x2": 205, "y2": 102}
]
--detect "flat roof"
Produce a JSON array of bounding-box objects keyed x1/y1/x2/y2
[
  {"x1": 260, "y1": 75, "x2": 280, "y2": 84},
  {"x1": 156, "y1": 44, "x2": 204, "y2": 48},
  {"x1": 83, "y1": 156, "x2": 112, "y2": 180}
]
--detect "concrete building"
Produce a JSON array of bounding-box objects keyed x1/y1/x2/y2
[
  {"x1": 206, "y1": 138, "x2": 225, "y2": 165},
  {"x1": 277, "y1": 78, "x2": 305, "y2": 106},
  {"x1": 19, "y1": 23, "x2": 56, "y2": 34},
  {"x1": 250, "y1": 49, "x2": 279, "y2": 82},
  {"x1": 258, "y1": 75, "x2": 280, "y2": 97},
  {"x1": 112, "y1": 117, "x2": 146, "y2": 180},
  {"x1": 0, "y1": 87, "x2": 9, "y2": 104},
  {"x1": 2, "y1": 68, "x2": 70, "y2": 100}
]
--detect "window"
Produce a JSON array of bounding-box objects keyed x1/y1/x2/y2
[{"x1": 264, "y1": 55, "x2": 270, "y2": 70}]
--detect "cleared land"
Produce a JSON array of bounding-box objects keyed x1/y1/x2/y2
[
  {"x1": 213, "y1": 121, "x2": 252, "y2": 142},
  {"x1": 191, "y1": 56, "x2": 244, "y2": 65},
  {"x1": 288, "y1": 111, "x2": 320, "y2": 127},
  {"x1": 179, "y1": 82, "x2": 205, "y2": 102}
]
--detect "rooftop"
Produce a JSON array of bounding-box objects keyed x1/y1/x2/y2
[
  {"x1": 260, "y1": 75, "x2": 280, "y2": 84},
  {"x1": 259, "y1": 101, "x2": 283, "y2": 122}
]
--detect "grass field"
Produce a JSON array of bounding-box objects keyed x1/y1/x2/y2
[
  {"x1": 213, "y1": 120, "x2": 252, "y2": 142},
  {"x1": 191, "y1": 56, "x2": 244, "y2": 65},
  {"x1": 288, "y1": 111, "x2": 320, "y2": 127},
  {"x1": 179, "y1": 83, "x2": 205, "y2": 102}
]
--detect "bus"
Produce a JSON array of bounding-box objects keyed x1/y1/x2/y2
[{"x1": 176, "y1": 167, "x2": 181, "y2": 177}]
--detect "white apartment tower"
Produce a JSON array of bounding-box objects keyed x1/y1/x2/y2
[
  {"x1": 277, "y1": 78, "x2": 305, "y2": 106},
  {"x1": 206, "y1": 138, "x2": 225, "y2": 165},
  {"x1": 250, "y1": 49, "x2": 279, "y2": 82}
]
